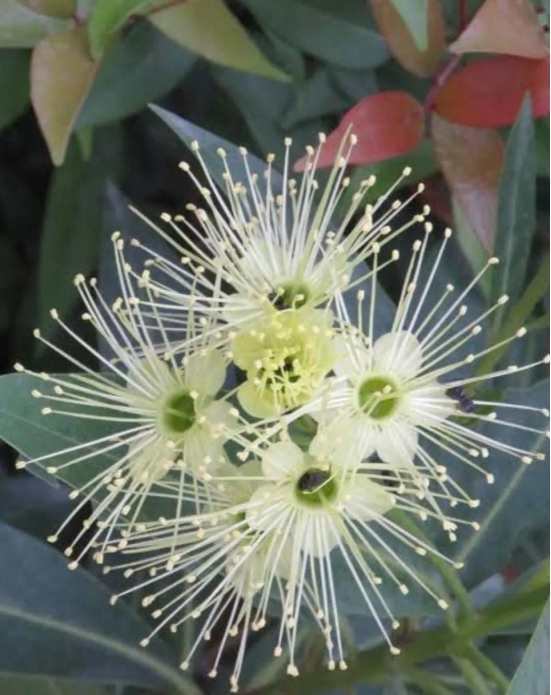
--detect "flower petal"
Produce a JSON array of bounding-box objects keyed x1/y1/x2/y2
[
  {"x1": 343, "y1": 475, "x2": 396, "y2": 521},
  {"x1": 375, "y1": 421, "x2": 419, "y2": 465},
  {"x1": 261, "y1": 441, "x2": 305, "y2": 480},
  {"x1": 372, "y1": 330, "x2": 423, "y2": 379},
  {"x1": 237, "y1": 381, "x2": 281, "y2": 419},
  {"x1": 246, "y1": 484, "x2": 288, "y2": 530},
  {"x1": 332, "y1": 331, "x2": 369, "y2": 380},
  {"x1": 185, "y1": 349, "x2": 226, "y2": 395}
]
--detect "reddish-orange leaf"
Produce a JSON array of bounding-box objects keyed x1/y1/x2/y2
[
  {"x1": 431, "y1": 113, "x2": 504, "y2": 252},
  {"x1": 369, "y1": 0, "x2": 446, "y2": 77},
  {"x1": 294, "y1": 92, "x2": 425, "y2": 171},
  {"x1": 31, "y1": 27, "x2": 98, "y2": 165},
  {"x1": 450, "y1": 0, "x2": 548, "y2": 59},
  {"x1": 433, "y1": 56, "x2": 550, "y2": 128}
]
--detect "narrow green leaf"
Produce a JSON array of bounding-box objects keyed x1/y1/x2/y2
[
  {"x1": 0, "y1": 521, "x2": 200, "y2": 694},
  {"x1": 150, "y1": 0, "x2": 288, "y2": 81},
  {"x1": 507, "y1": 601, "x2": 550, "y2": 695},
  {"x1": 0, "y1": 675, "x2": 107, "y2": 695},
  {"x1": 79, "y1": 21, "x2": 196, "y2": 128},
  {"x1": 0, "y1": 0, "x2": 69, "y2": 48},
  {"x1": 476, "y1": 252, "x2": 549, "y2": 377},
  {"x1": 241, "y1": 0, "x2": 389, "y2": 69},
  {"x1": 36, "y1": 132, "x2": 120, "y2": 335},
  {"x1": 150, "y1": 103, "x2": 284, "y2": 190},
  {"x1": 87, "y1": 0, "x2": 152, "y2": 58},
  {"x1": 0, "y1": 49, "x2": 30, "y2": 131},
  {"x1": 491, "y1": 96, "x2": 536, "y2": 317},
  {"x1": 389, "y1": 0, "x2": 429, "y2": 50},
  {"x1": 450, "y1": 380, "x2": 549, "y2": 588}
]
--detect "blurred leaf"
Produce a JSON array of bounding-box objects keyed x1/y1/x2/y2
[
  {"x1": 431, "y1": 113, "x2": 504, "y2": 253},
  {"x1": 17, "y1": 0, "x2": 75, "y2": 17},
  {"x1": 535, "y1": 117, "x2": 550, "y2": 176},
  {"x1": 387, "y1": 0, "x2": 429, "y2": 51},
  {"x1": 0, "y1": 236, "x2": 22, "y2": 332},
  {"x1": 295, "y1": 91, "x2": 424, "y2": 170},
  {"x1": 476, "y1": 253, "x2": 549, "y2": 377},
  {"x1": 491, "y1": 96, "x2": 536, "y2": 308},
  {"x1": 329, "y1": 66, "x2": 379, "y2": 103},
  {"x1": 78, "y1": 21, "x2": 196, "y2": 127},
  {"x1": 87, "y1": 0, "x2": 151, "y2": 58},
  {"x1": 31, "y1": 26, "x2": 98, "y2": 165},
  {"x1": 369, "y1": 0, "x2": 445, "y2": 77},
  {"x1": 0, "y1": 372, "x2": 121, "y2": 491},
  {"x1": 37, "y1": 134, "x2": 118, "y2": 335},
  {"x1": 150, "y1": 0, "x2": 287, "y2": 81},
  {"x1": 282, "y1": 68, "x2": 349, "y2": 128},
  {"x1": 0, "y1": 49, "x2": 30, "y2": 132},
  {"x1": 151, "y1": 103, "x2": 285, "y2": 189},
  {"x1": 0, "y1": 521, "x2": 200, "y2": 693},
  {"x1": 0, "y1": 675, "x2": 107, "y2": 695},
  {"x1": 212, "y1": 65, "x2": 327, "y2": 155},
  {"x1": 242, "y1": 0, "x2": 389, "y2": 69},
  {"x1": 433, "y1": 56, "x2": 550, "y2": 128},
  {"x1": 0, "y1": 0, "x2": 69, "y2": 47},
  {"x1": 507, "y1": 600, "x2": 549, "y2": 695},
  {"x1": 450, "y1": 0, "x2": 549, "y2": 59},
  {"x1": 449, "y1": 379, "x2": 550, "y2": 588}
]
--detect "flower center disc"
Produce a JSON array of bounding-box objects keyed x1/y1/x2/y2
[
  {"x1": 163, "y1": 389, "x2": 196, "y2": 434},
  {"x1": 296, "y1": 468, "x2": 337, "y2": 506},
  {"x1": 271, "y1": 283, "x2": 310, "y2": 310},
  {"x1": 358, "y1": 376, "x2": 400, "y2": 419}
]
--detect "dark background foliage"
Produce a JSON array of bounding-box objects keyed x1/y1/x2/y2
[{"x1": 0, "y1": 1, "x2": 549, "y2": 694}]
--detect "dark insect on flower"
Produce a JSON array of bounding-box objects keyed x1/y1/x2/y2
[{"x1": 447, "y1": 386, "x2": 476, "y2": 414}]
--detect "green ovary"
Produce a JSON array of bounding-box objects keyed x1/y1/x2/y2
[
  {"x1": 358, "y1": 376, "x2": 400, "y2": 419},
  {"x1": 162, "y1": 389, "x2": 196, "y2": 434},
  {"x1": 295, "y1": 468, "x2": 338, "y2": 507}
]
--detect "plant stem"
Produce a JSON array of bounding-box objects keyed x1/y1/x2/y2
[
  {"x1": 404, "y1": 667, "x2": 456, "y2": 695},
  {"x1": 251, "y1": 585, "x2": 548, "y2": 695},
  {"x1": 453, "y1": 656, "x2": 493, "y2": 695},
  {"x1": 461, "y1": 642, "x2": 509, "y2": 693}
]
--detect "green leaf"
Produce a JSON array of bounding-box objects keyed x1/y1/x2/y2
[
  {"x1": 241, "y1": 0, "x2": 389, "y2": 69},
  {"x1": 0, "y1": 372, "x2": 122, "y2": 491},
  {"x1": 17, "y1": 0, "x2": 76, "y2": 18},
  {"x1": 0, "y1": 49, "x2": 30, "y2": 131},
  {"x1": 87, "y1": 0, "x2": 151, "y2": 58},
  {"x1": 0, "y1": 675, "x2": 107, "y2": 695},
  {"x1": 211, "y1": 65, "x2": 322, "y2": 156},
  {"x1": 507, "y1": 601, "x2": 549, "y2": 695},
  {"x1": 491, "y1": 96, "x2": 536, "y2": 316},
  {"x1": 150, "y1": 0, "x2": 288, "y2": 81},
  {"x1": 0, "y1": 0, "x2": 69, "y2": 47},
  {"x1": 36, "y1": 132, "x2": 120, "y2": 336},
  {"x1": 151, "y1": 103, "x2": 285, "y2": 190},
  {"x1": 389, "y1": 0, "x2": 429, "y2": 51},
  {"x1": 0, "y1": 521, "x2": 200, "y2": 694},
  {"x1": 448, "y1": 379, "x2": 550, "y2": 588},
  {"x1": 78, "y1": 21, "x2": 196, "y2": 128}
]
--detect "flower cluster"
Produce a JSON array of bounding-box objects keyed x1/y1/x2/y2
[{"x1": 15, "y1": 135, "x2": 549, "y2": 691}]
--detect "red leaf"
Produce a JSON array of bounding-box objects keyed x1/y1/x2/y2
[
  {"x1": 450, "y1": 0, "x2": 549, "y2": 59},
  {"x1": 294, "y1": 92, "x2": 424, "y2": 171},
  {"x1": 431, "y1": 113, "x2": 505, "y2": 252},
  {"x1": 433, "y1": 56, "x2": 550, "y2": 128},
  {"x1": 369, "y1": 0, "x2": 446, "y2": 78}
]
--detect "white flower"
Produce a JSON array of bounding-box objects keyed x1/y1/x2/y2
[
  {"x1": 106, "y1": 460, "x2": 287, "y2": 693},
  {"x1": 14, "y1": 236, "x2": 239, "y2": 567},
  {"x1": 306, "y1": 227, "x2": 550, "y2": 507},
  {"x1": 130, "y1": 134, "x2": 428, "y2": 336},
  {"x1": 240, "y1": 440, "x2": 465, "y2": 672}
]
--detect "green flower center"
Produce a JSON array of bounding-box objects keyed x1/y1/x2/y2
[
  {"x1": 271, "y1": 283, "x2": 310, "y2": 310},
  {"x1": 162, "y1": 389, "x2": 196, "y2": 434},
  {"x1": 295, "y1": 468, "x2": 338, "y2": 507},
  {"x1": 358, "y1": 376, "x2": 400, "y2": 420}
]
